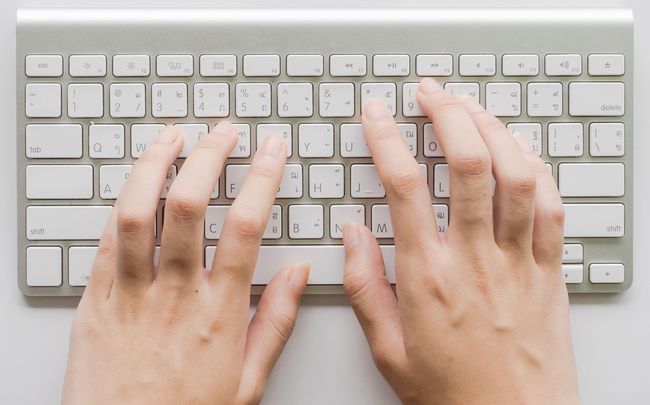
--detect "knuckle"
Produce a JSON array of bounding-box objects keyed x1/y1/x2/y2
[
  {"x1": 388, "y1": 167, "x2": 424, "y2": 200},
  {"x1": 227, "y1": 210, "x2": 264, "y2": 240},
  {"x1": 165, "y1": 193, "x2": 206, "y2": 222},
  {"x1": 503, "y1": 173, "x2": 536, "y2": 199},
  {"x1": 544, "y1": 204, "x2": 565, "y2": 227},
  {"x1": 452, "y1": 153, "x2": 491, "y2": 177},
  {"x1": 371, "y1": 344, "x2": 397, "y2": 375},
  {"x1": 117, "y1": 208, "x2": 152, "y2": 235}
]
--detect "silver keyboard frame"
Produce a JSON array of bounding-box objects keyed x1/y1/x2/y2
[{"x1": 16, "y1": 8, "x2": 634, "y2": 296}]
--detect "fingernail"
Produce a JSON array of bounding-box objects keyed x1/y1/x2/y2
[
  {"x1": 213, "y1": 120, "x2": 234, "y2": 135},
  {"x1": 463, "y1": 98, "x2": 485, "y2": 113},
  {"x1": 260, "y1": 134, "x2": 285, "y2": 155},
  {"x1": 288, "y1": 263, "x2": 310, "y2": 293},
  {"x1": 156, "y1": 127, "x2": 178, "y2": 144},
  {"x1": 418, "y1": 78, "x2": 443, "y2": 94},
  {"x1": 364, "y1": 100, "x2": 389, "y2": 119},
  {"x1": 342, "y1": 223, "x2": 361, "y2": 251},
  {"x1": 514, "y1": 134, "x2": 533, "y2": 153}
]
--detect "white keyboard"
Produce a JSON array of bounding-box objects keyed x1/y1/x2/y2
[{"x1": 16, "y1": 8, "x2": 633, "y2": 296}]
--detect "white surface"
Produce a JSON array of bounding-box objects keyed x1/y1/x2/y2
[{"x1": 1, "y1": 1, "x2": 649, "y2": 404}]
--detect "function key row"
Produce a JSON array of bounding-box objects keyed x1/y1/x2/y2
[{"x1": 25, "y1": 53, "x2": 625, "y2": 78}]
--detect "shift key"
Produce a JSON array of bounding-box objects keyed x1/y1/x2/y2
[
  {"x1": 563, "y1": 204, "x2": 624, "y2": 237},
  {"x1": 27, "y1": 206, "x2": 112, "y2": 240}
]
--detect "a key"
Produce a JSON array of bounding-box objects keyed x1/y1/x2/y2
[
  {"x1": 559, "y1": 163, "x2": 624, "y2": 197},
  {"x1": 351, "y1": 164, "x2": 384, "y2": 198},
  {"x1": 459, "y1": 54, "x2": 496, "y2": 76},
  {"x1": 330, "y1": 55, "x2": 366, "y2": 76},
  {"x1": 26, "y1": 206, "x2": 113, "y2": 240},
  {"x1": 563, "y1": 204, "x2": 624, "y2": 237},
  {"x1": 569, "y1": 82, "x2": 625, "y2": 117},
  {"x1": 507, "y1": 123, "x2": 542, "y2": 156},
  {"x1": 110, "y1": 83, "x2": 145, "y2": 118},
  {"x1": 588, "y1": 54, "x2": 625, "y2": 76},
  {"x1": 130, "y1": 124, "x2": 165, "y2": 158},
  {"x1": 226, "y1": 164, "x2": 302, "y2": 198},
  {"x1": 243, "y1": 55, "x2": 280, "y2": 77},
  {"x1": 156, "y1": 54, "x2": 193, "y2": 77},
  {"x1": 398, "y1": 123, "x2": 418, "y2": 156},
  {"x1": 373, "y1": 54, "x2": 409, "y2": 76},
  {"x1": 340, "y1": 124, "x2": 370, "y2": 158},
  {"x1": 444, "y1": 82, "x2": 480, "y2": 103},
  {"x1": 287, "y1": 55, "x2": 324, "y2": 77},
  {"x1": 545, "y1": 54, "x2": 582, "y2": 76},
  {"x1": 360, "y1": 83, "x2": 396, "y2": 116},
  {"x1": 205, "y1": 205, "x2": 282, "y2": 240},
  {"x1": 402, "y1": 83, "x2": 425, "y2": 117},
  {"x1": 589, "y1": 263, "x2": 624, "y2": 283},
  {"x1": 562, "y1": 264, "x2": 584, "y2": 284},
  {"x1": 309, "y1": 164, "x2": 344, "y2": 198},
  {"x1": 68, "y1": 83, "x2": 103, "y2": 118},
  {"x1": 298, "y1": 123, "x2": 334, "y2": 158},
  {"x1": 152, "y1": 83, "x2": 187, "y2": 118},
  {"x1": 289, "y1": 205, "x2": 324, "y2": 239},
  {"x1": 200, "y1": 55, "x2": 237, "y2": 76},
  {"x1": 319, "y1": 83, "x2": 354, "y2": 117},
  {"x1": 277, "y1": 83, "x2": 313, "y2": 118},
  {"x1": 175, "y1": 123, "x2": 209, "y2": 157},
  {"x1": 563, "y1": 244, "x2": 584, "y2": 263},
  {"x1": 502, "y1": 54, "x2": 539, "y2": 76},
  {"x1": 548, "y1": 123, "x2": 583, "y2": 157},
  {"x1": 88, "y1": 124, "x2": 124, "y2": 159},
  {"x1": 372, "y1": 203, "x2": 449, "y2": 238},
  {"x1": 527, "y1": 82, "x2": 562, "y2": 117},
  {"x1": 26, "y1": 83, "x2": 61, "y2": 118},
  {"x1": 99, "y1": 164, "x2": 176, "y2": 199},
  {"x1": 25, "y1": 55, "x2": 63, "y2": 77},
  {"x1": 590, "y1": 123, "x2": 624, "y2": 157},
  {"x1": 113, "y1": 54, "x2": 150, "y2": 77},
  {"x1": 485, "y1": 82, "x2": 521, "y2": 117},
  {"x1": 194, "y1": 83, "x2": 229, "y2": 117},
  {"x1": 69, "y1": 54, "x2": 107, "y2": 77},
  {"x1": 69, "y1": 246, "x2": 161, "y2": 287},
  {"x1": 26, "y1": 124, "x2": 82, "y2": 158},
  {"x1": 330, "y1": 205, "x2": 365, "y2": 238},
  {"x1": 230, "y1": 124, "x2": 252, "y2": 158},
  {"x1": 236, "y1": 83, "x2": 271, "y2": 117},
  {"x1": 434, "y1": 164, "x2": 449, "y2": 198},
  {"x1": 26, "y1": 247, "x2": 62, "y2": 287},
  {"x1": 416, "y1": 54, "x2": 453, "y2": 76},
  {"x1": 26, "y1": 165, "x2": 93, "y2": 200},
  {"x1": 423, "y1": 124, "x2": 444, "y2": 157},
  {"x1": 257, "y1": 123, "x2": 292, "y2": 157}
]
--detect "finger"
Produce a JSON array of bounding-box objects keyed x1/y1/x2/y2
[
  {"x1": 211, "y1": 135, "x2": 286, "y2": 292},
  {"x1": 461, "y1": 98, "x2": 536, "y2": 252},
  {"x1": 114, "y1": 126, "x2": 183, "y2": 293},
  {"x1": 515, "y1": 136, "x2": 565, "y2": 268},
  {"x1": 361, "y1": 99, "x2": 438, "y2": 248},
  {"x1": 416, "y1": 78, "x2": 494, "y2": 241},
  {"x1": 83, "y1": 201, "x2": 119, "y2": 301},
  {"x1": 342, "y1": 223, "x2": 407, "y2": 381},
  {"x1": 237, "y1": 263, "x2": 309, "y2": 405},
  {"x1": 157, "y1": 121, "x2": 237, "y2": 288}
]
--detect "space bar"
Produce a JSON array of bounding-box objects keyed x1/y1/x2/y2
[{"x1": 206, "y1": 245, "x2": 397, "y2": 285}]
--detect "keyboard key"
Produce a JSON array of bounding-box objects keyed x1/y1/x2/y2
[
  {"x1": 298, "y1": 124, "x2": 334, "y2": 158},
  {"x1": 25, "y1": 55, "x2": 63, "y2": 77},
  {"x1": 205, "y1": 205, "x2": 282, "y2": 240},
  {"x1": 423, "y1": 124, "x2": 444, "y2": 157},
  {"x1": 152, "y1": 83, "x2": 187, "y2": 118},
  {"x1": 200, "y1": 55, "x2": 237, "y2": 76},
  {"x1": 236, "y1": 82, "x2": 271, "y2": 117},
  {"x1": 590, "y1": 123, "x2": 624, "y2": 157},
  {"x1": 506, "y1": 123, "x2": 542, "y2": 156},
  {"x1": 459, "y1": 54, "x2": 496, "y2": 76},
  {"x1": 130, "y1": 124, "x2": 165, "y2": 157},
  {"x1": 230, "y1": 124, "x2": 251, "y2": 158},
  {"x1": 243, "y1": 55, "x2": 280, "y2": 77},
  {"x1": 26, "y1": 247, "x2": 62, "y2": 287},
  {"x1": 226, "y1": 164, "x2": 302, "y2": 199},
  {"x1": 588, "y1": 54, "x2": 625, "y2": 76},
  {"x1": 110, "y1": 83, "x2": 145, "y2": 118},
  {"x1": 319, "y1": 83, "x2": 354, "y2": 117},
  {"x1": 330, "y1": 55, "x2": 366, "y2": 76},
  {"x1": 113, "y1": 54, "x2": 150, "y2": 77},
  {"x1": 569, "y1": 82, "x2": 625, "y2": 117},
  {"x1": 485, "y1": 82, "x2": 521, "y2": 117},
  {"x1": 278, "y1": 83, "x2": 313, "y2": 118},
  {"x1": 351, "y1": 164, "x2": 384, "y2": 198},
  {"x1": 156, "y1": 54, "x2": 193, "y2": 77},
  {"x1": 402, "y1": 83, "x2": 425, "y2": 117},
  {"x1": 589, "y1": 263, "x2": 624, "y2": 283},
  {"x1": 340, "y1": 124, "x2": 370, "y2": 158},
  {"x1": 174, "y1": 123, "x2": 209, "y2": 157},
  {"x1": 87, "y1": 131, "x2": 123, "y2": 164},
  {"x1": 68, "y1": 246, "x2": 97, "y2": 287},
  {"x1": 416, "y1": 54, "x2": 453, "y2": 76},
  {"x1": 563, "y1": 203, "x2": 624, "y2": 238},
  {"x1": 545, "y1": 54, "x2": 582, "y2": 76},
  {"x1": 502, "y1": 54, "x2": 539, "y2": 76},
  {"x1": 26, "y1": 165, "x2": 93, "y2": 199},
  {"x1": 330, "y1": 205, "x2": 365, "y2": 238},
  {"x1": 527, "y1": 82, "x2": 562, "y2": 117},
  {"x1": 562, "y1": 264, "x2": 584, "y2": 284},
  {"x1": 69, "y1": 55, "x2": 107, "y2": 77},
  {"x1": 25, "y1": 83, "x2": 61, "y2": 118},
  {"x1": 194, "y1": 83, "x2": 229, "y2": 117},
  {"x1": 433, "y1": 164, "x2": 449, "y2": 198},
  {"x1": 373, "y1": 54, "x2": 409, "y2": 76},
  {"x1": 372, "y1": 203, "x2": 449, "y2": 238},
  {"x1": 361, "y1": 82, "x2": 396, "y2": 116},
  {"x1": 559, "y1": 163, "x2": 624, "y2": 197},
  {"x1": 68, "y1": 83, "x2": 104, "y2": 118},
  {"x1": 257, "y1": 123, "x2": 292, "y2": 157},
  {"x1": 289, "y1": 205, "x2": 324, "y2": 239},
  {"x1": 26, "y1": 206, "x2": 113, "y2": 240},
  {"x1": 309, "y1": 164, "x2": 344, "y2": 198},
  {"x1": 287, "y1": 54, "x2": 324, "y2": 76},
  {"x1": 444, "y1": 82, "x2": 479, "y2": 103},
  {"x1": 548, "y1": 123, "x2": 583, "y2": 157},
  {"x1": 562, "y1": 244, "x2": 583, "y2": 263},
  {"x1": 398, "y1": 123, "x2": 418, "y2": 156},
  {"x1": 26, "y1": 124, "x2": 82, "y2": 158}
]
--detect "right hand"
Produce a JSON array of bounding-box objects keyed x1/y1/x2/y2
[{"x1": 342, "y1": 78, "x2": 580, "y2": 405}]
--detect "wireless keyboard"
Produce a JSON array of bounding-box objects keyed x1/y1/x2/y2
[{"x1": 16, "y1": 8, "x2": 633, "y2": 296}]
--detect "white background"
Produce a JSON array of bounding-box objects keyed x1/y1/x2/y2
[{"x1": 1, "y1": 1, "x2": 649, "y2": 404}]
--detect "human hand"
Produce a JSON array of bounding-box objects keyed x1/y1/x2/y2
[
  {"x1": 343, "y1": 79, "x2": 579, "y2": 405},
  {"x1": 62, "y1": 123, "x2": 309, "y2": 405}
]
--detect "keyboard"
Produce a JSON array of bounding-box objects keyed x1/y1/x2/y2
[{"x1": 16, "y1": 8, "x2": 633, "y2": 296}]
